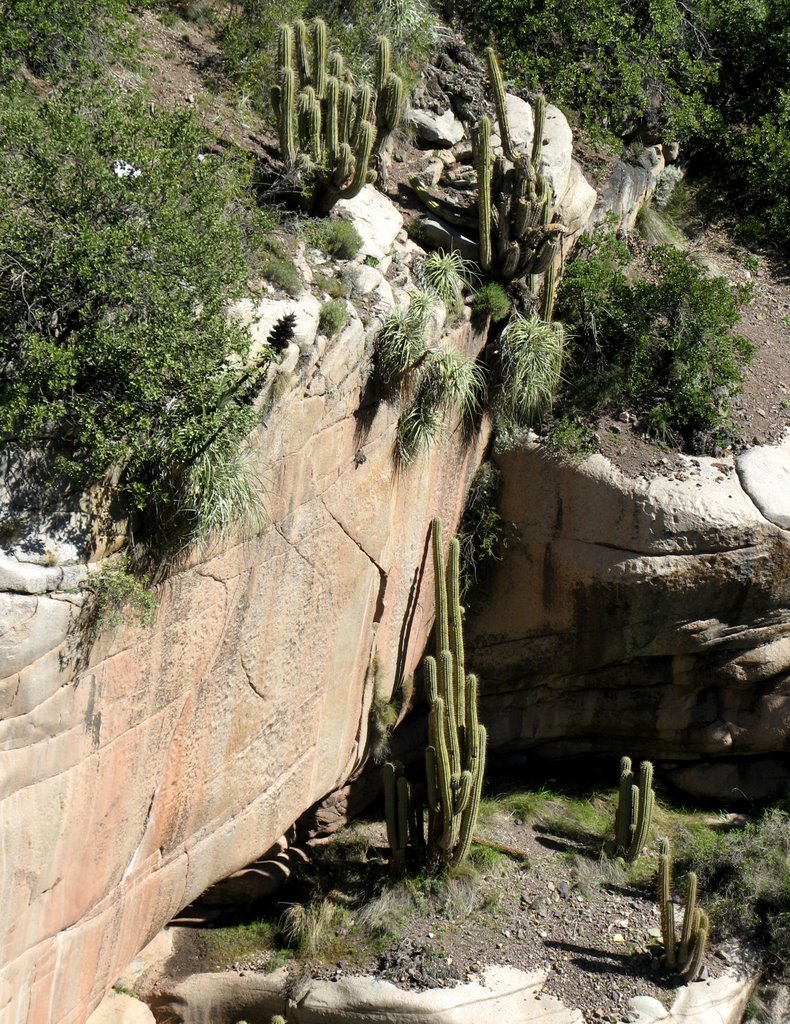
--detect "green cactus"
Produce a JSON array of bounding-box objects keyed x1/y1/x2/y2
[
  {"x1": 272, "y1": 19, "x2": 403, "y2": 213},
  {"x1": 475, "y1": 48, "x2": 566, "y2": 289},
  {"x1": 382, "y1": 519, "x2": 486, "y2": 874},
  {"x1": 657, "y1": 838, "x2": 710, "y2": 982},
  {"x1": 614, "y1": 756, "x2": 655, "y2": 861},
  {"x1": 423, "y1": 518, "x2": 487, "y2": 869}
]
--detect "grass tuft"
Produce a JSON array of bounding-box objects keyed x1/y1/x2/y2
[{"x1": 492, "y1": 313, "x2": 566, "y2": 429}]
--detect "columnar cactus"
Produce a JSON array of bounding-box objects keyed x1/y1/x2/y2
[
  {"x1": 271, "y1": 19, "x2": 403, "y2": 213},
  {"x1": 383, "y1": 518, "x2": 487, "y2": 874},
  {"x1": 658, "y1": 838, "x2": 710, "y2": 982},
  {"x1": 474, "y1": 48, "x2": 565, "y2": 287},
  {"x1": 614, "y1": 756, "x2": 655, "y2": 861}
]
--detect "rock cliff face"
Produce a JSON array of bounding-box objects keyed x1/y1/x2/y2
[
  {"x1": 467, "y1": 440, "x2": 790, "y2": 799},
  {"x1": 0, "y1": 295, "x2": 488, "y2": 1024}
]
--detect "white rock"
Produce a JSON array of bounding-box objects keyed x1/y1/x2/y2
[
  {"x1": 409, "y1": 108, "x2": 465, "y2": 147},
  {"x1": 556, "y1": 159, "x2": 597, "y2": 236},
  {"x1": 346, "y1": 265, "x2": 385, "y2": 297},
  {"x1": 86, "y1": 991, "x2": 156, "y2": 1024},
  {"x1": 0, "y1": 593, "x2": 73, "y2": 681},
  {"x1": 0, "y1": 552, "x2": 62, "y2": 594},
  {"x1": 334, "y1": 185, "x2": 404, "y2": 260},
  {"x1": 736, "y1": 437, "x2": 790, "y2": 529},
  {"x1": 229, "y1": 295, "x2": 321, "y2": 356},
  {"x1": 503, "y1": 96, "x2": 573, "y2": 202}
]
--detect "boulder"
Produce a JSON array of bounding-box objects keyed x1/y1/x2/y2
[
  {"x1": 409, "y1": 108, "x2": 466, "y2": 147},
  {"x1": 334, "y1": 185, "x2": 404, "y2": 260},
  {"x1": 420, "y1": 217, "x2": 480, "y2": 262},
  {"x1": 628, "y1": 965, "x2": 755, "y2": 1024},
  {"x1": 229, "y1": 294, "x2": 321, "y2": 355},
  {"x1": 736, "y1": 435, "x2": 790, "y2": 529},
  {"x1": 156, "y1": 966, "x2": 583, "y2": 1024},
  {"x1": 556, "y1": 159, "x2": 597, "y2": 237},
  {"x1": 503, "y1": 96, "x2": 573, "y2": 202},
  {"x1": 86, "y1": 992, "x2": 155, "y2": 1024}
]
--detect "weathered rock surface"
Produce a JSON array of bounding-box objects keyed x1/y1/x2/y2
[
  {"x1": 504, "y1": 95, "x2": 574, "y2": 203},
  {"x1": 155, "y1": 965, "x2": 583, "y2": 1024},
  {"x1": 467, "y1": 441, "x2": 790, "y2": 798},
  {"x1": 0, "y1": 299, "x2": 487, "y2": 1024},
  {"x1": 334, "y1": 185, "x2": 404, "y2": 260},
  {"x1": 736, "y1": 434, "x2": 790, "y2": 529},
  {"x1": 85, "y1": 993, "x2": 154, "y2": 1024},
  {"x1": 409, "y1": 108, "x2": 466, "y2": 147},
  {"x1": 628, "y1": 966, "x2": 755, "y2": 1024}
]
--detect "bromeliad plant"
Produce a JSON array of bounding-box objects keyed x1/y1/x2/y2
[
  {"x1": 474, "y1": 47, "x2": 565, "y2": 312},
  {"x1": 658, "y1": 837, "x2": 710, "y2": 982},
  {"x1": 384, "y1": 518, "x2": 487, "y2": 873},
  {"x1": 271, "y1": 20, "x2": 403, "y2": 212}
]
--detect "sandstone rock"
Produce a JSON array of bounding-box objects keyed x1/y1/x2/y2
[
  {"x1": 157, "y1": 966, "x2": 583, "y2": 1024},
  {"x1": 229, "y1": 294, "x2": 321, "y2": 355},
  {"x1": 334, "y1": 185, "x2": 404, "y2": 260},
  {"x1": 556, "y1": 159, "x2": 597, "y2": 237},
  {"x1": 736, "y1": 435, "x2": 790, "y2": 528},
  {"x1": 504, "y1": 94, "x2": 534, "y2": 152},
  {"x1": 86, "y1": 992, "x2": 155, "y2": 1024},
  {"x1": 627, "y1": 967, "x2": 755, "y2": 1024},
  {"x1": 0, "y1": 312, "x2": 489, "y2": 1024},
  {"x1": 595, "y1": 148, "x2": 666, "y2": 232},
  {"x1": 409, "y1": 108, "x2": 465, "y2": 147},
  {"x1": 467, "y1": 442, "x2": 790, "y2": 798}
]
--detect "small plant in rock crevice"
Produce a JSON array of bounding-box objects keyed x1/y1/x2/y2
[
  {"x1": 489, "y1": 313, "x2": 566, "y2": 431},
  {"x1": 90, "y1": 557, "x2": 157, "y2": 627},
  {"x1": 418, "y1": 249, "x2": 478, "y2": 321},
  {"x1": 472, "y1": 281, "x2": 511, "y2": 323},
  {"x1": 318, "y1": 298, "x2": 348, "y2": 337}
]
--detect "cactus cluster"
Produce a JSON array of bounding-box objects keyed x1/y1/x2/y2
[
  {"x1": 474, "y1": 48, "x2": 565, "y2": 312},
  {"x1": 658, "y1": 837, "x2": 710, "y2": 982},
  {"x1": 615, "y1": 756, "x2": 655, "y2": 861},
  {"x1": 271, "y1": 20, "x2": 403, "y2": 213},
  {"x1": 383, "y1": 518, "x2": 487, "y2": 873}
]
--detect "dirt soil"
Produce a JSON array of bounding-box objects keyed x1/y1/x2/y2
[{"x1": 154, "y1": 803, "x2": 753, "y2": 1024}]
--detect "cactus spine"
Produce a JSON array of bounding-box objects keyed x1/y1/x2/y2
[
  {"x1": 657, "y1": 838, "x2": 709, "y2": 982},
  {"x1": 614, "y1": 756, "x2": 655, "y2": 861},
  {"x1": 383, "y1": 519, "x2": 486, "y2": 874},
  {"x1": 476, "y1": 48, "x2": 566, "y2": 288},
  {"x1": 273, "y1": 19, "x2": 403, "y2": 213}
]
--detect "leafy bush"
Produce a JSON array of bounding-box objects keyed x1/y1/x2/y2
[
  {"x1": 546, "y1": 417, "x2": 599, "y2": 462},
  {"x1": 557, "y1": 233, "x2": 753, "y2": 446},
  {"x1": 319, "y1": 298, "x2": 348, "y2": 337},
  {"x1": 472, "y1": 282, "x2": 511, "y2": 323},
  {"x1": 0, "y1": 0, "x2": 138, "y2": 77},
  {"x1": 90, "y1": 556, "x2": 157, "y2": 626},
  {"x1": 0, "y1": 84, "x2": 272, "y2": 544},
  {"x1": 677, "y1": 808, "x2": 790, "y2": 981},
  {"x1": 456, "y1": 461, "x2": 507, "y2": 600},
  {"x1": 310, "y1": 219, "x2": 363, "y2": 261}
]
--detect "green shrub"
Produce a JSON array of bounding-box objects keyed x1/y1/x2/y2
[
  {"x1": 0, "y1": 0, "x2": 137, "y2": 77},
  {"x1": 472, "y1": 282, "x2": 511, "y2": 322},
  {"x1": 557, "y1": 232, "x2": 753, "y2": 446},
  {"x1": 319, "y1": 299, "x2": 348, "y2": 337},
  {"x1": 456, "y1": 461, "x2": 507, "y2": 600},
  {"x1": 91, "y1": 557, "x2": 157, "y2": 626},
  {"x1": 677, "y1": 808, "x2": 790, "y2": 981},
  {"x1": 0, "y1": 83, "x2": 272, "y2": 545},
  {"x1": 310, "y1": 219, "x2": 363, "y2": 261},
  {"x1": 546, "y1": 417, "x2": 598, "y2": 462},
  {"x1": 314, "y1": 273, "x2": 347, "y2": 299}
]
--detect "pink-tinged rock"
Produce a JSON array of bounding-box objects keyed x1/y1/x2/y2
[{"x1": 0, "y1": 321, "x2": 488, "y2": 1024}]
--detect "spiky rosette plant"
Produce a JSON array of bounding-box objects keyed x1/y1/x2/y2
[
  {"x1": 271, "y1": 20, "x2": 404, "y2": 212},
  {"x1": 473, "y1": 48, "x2": 565, "y2": 293},
  {"x1": 383, "y1": 519, "x2": 487, "y2": 873}
]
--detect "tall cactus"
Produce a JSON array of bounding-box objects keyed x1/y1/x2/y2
[
  {"x1": 383, "y1": 519, "x2": 487, "y2": 874},
  {"x1": 657, "y1": 838, "x2": 709, "y2": 982},
  {"x1": 614, "y1": 756, "x2": 655, "y2": 861},
  {"x1": 474, "y1": 48, "x2": 564, "y2": 289},
  {"x1": 272, "y1": 19, "x2": 403, "y2": 213}
]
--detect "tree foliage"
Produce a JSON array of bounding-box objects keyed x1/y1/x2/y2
[{"x1": 0, "y1": 84, "x2": 272, "y2": 543}]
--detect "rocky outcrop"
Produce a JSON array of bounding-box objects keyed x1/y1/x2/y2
[
  {"x1": 0, "y1": 215, "x2": 488, "y2": 1024},
  {"x1": 154, "y1": 965, "x2": 583, "y2": 1024},
  {"x1": 467, "y1": 439, "x2": 790, "y2": 799}
]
